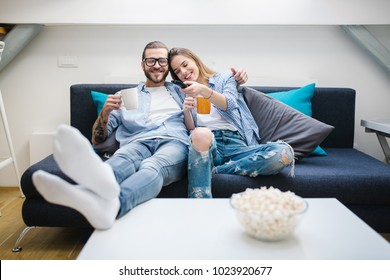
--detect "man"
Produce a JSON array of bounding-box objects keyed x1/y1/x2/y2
[{"x1": 33, "y1": 41, "x2": 247, "y2": 229}]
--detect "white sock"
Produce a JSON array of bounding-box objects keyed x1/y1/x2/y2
[
  {"x1": 33, "y1": 170, "x2": 119, "y2": 230},
  {"x1": 53, "y1": 124, "x2": 119, "y2": 200}
]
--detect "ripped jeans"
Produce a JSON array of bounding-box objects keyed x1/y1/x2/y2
[
  {"x1": 188, "y1": 130, "x2": 294, "y2": 198},
  {"x1": 108, "y1": 139, "x2": 188, "y2": 218}
]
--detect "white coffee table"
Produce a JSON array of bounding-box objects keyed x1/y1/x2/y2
[{"x1": 77, "y1": 198, "x2": 390, "y2": 260}]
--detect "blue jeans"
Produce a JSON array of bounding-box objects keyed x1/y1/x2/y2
[
  {"x1": 107, "y1": 139, "x2": 187, "y2": 218},
  {"x1": 188, "y1": 130, "x2": 294, "y2": 198}
]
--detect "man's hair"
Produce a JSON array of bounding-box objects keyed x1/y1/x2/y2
[
  {"x1": 142, "y1": 41, "x2": 169, "y2": 60},
  {"x1": 168, "y1": 47, "x2": 216, "y2": 81}
]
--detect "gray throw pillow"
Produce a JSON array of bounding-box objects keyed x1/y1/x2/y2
[{"x1": 241, "y1": 86, "x2": 334, "y2": 158}]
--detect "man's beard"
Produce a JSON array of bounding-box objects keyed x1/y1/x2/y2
[{"x1": 144, "y1": 69, "x2": 169, "y2": 84}]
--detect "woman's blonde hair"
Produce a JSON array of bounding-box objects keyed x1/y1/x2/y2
[{"x1": 168, "y1": 47, "x2": 216, "y2": 82}]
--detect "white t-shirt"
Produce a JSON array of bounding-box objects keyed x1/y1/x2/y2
[
  {"x1": 146, "y1": 86, "x2": 181, "y2": 124},
  {"x1": 197, "y1": 105, "x2": 236, "y2": 131}
]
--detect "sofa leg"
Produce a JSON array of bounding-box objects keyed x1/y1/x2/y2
[{"x1": 12, "y1": 226, "x2": 37, "y2": 252}]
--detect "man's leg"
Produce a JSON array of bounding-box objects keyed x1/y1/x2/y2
[
  {"x1": 33, "y1": 133, "x2": 152, "y2": 229},
  {"x1": 52, "y1": 124, "x2": 119, "y2": 199},
  {"x1": 33, "y1": 171, "x2": 119, "y2": 229},
  {"x1": 116, "y1": 139, "x2": 188, "y2": 218},
  {"x1": 32, "y1": 124, "x2": 122, "y2": 230},
  {"x1": 106, "y1": 141, "x2": 151, "y2": 184}
]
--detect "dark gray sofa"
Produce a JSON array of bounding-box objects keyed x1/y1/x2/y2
[{"x1": 18, "y1": 83, "x2": 390, "y2": 248}]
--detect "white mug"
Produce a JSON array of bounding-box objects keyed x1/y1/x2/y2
[{"x1": 120, "y1": 88, "x2": 138, "y2": 110}]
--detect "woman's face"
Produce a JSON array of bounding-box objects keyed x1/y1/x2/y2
[{"x1": 170, "y1": 54, "x2": 200, "y2": 82}]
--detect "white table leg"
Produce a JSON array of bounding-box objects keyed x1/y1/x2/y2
[{"x1": 376, "y1": 132, "x2": 390, "y2": 164}]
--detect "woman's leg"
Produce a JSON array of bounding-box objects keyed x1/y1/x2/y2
[
  {"x1": 187, "y1": 127, "x2": 215, "y2": 198},
  {"x1": 213, "y1": 131, "x2": 294, "y2": 176}
]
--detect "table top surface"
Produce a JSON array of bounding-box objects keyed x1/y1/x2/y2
[
  {"x1": 361, "y1": 118, "x2": 390, "y2": 134},
  {"x1": 77, "y1": 198, "x2": 390, "y2": 260}
]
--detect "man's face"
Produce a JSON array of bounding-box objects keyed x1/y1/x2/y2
[{"x1": 142, "y1": 48, "x2": 169, "y2": 87}]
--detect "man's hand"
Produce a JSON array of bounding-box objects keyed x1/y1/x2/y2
[
  {"x1": 101, "y1": 94, "x2": 122, "y2": 117},
  {"x1": 231, "y1": 67, "x2": 248, "y2": 85}
]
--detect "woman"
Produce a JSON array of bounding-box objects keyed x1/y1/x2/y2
[{"x1": 168, "y1": 47, "x2": 295, "y2": 198}]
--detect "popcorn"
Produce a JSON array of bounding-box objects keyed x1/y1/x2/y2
[{"x1": 230, "y1": 187, "x2": 307, "y2": 241}]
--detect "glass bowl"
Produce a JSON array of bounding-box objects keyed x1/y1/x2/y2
[{"x1": 230, "y1": 187, "x2": 308, "y2": 241}]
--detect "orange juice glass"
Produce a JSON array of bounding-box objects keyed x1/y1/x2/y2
[{"x1": 196, "y1": 96, "x2": 211, "y2": 114}]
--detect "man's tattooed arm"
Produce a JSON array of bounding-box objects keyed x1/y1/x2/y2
[
  {"x1": 91, "y1": 94, "x2": 122, "y2": 145},
  {"x1": 92, "y1": 112, "x2": 109, "y2": 145}
]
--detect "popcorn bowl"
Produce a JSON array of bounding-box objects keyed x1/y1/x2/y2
[{"x1": 230, "y1": 187, "x2": 308, "y2": 241}]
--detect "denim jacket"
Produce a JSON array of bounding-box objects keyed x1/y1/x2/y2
[
  {"x1": 193, "y1": 71, "x2": 260, "y2": 146},
  {"x1": 107, "y1": 82, "x2": 189, "y2": 146}
]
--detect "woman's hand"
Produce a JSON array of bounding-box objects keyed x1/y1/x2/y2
[
  {"x1": 183, "y1": 96, "x2": 196, "y2": 112},
  {"x1": 182, "y1": 81, "x2": 227, "y2": 110},
  {"x1": 181, "y1": 81, "x2": 211, "y2": 98}
]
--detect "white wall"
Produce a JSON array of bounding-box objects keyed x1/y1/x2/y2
[
  {"x1": 1, "y1": 25, "x2": 390, "y2": 186},
  {"x1": 2, "y1": 0, "x2": 390, "y2": 25}
]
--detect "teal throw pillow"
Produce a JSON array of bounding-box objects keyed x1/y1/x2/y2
[
  {"x1": 90, "y1": 90, "x2": 108, "y2": 115},
  {"x1": 268, "y1": 83, "x2": 327, "y2": 156},
  {"x1": 268, "y1": 83, "x2": 314, "y2": 116}
]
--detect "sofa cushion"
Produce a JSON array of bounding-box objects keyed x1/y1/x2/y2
[
  {"x1": 242, "y1": 86, "x2": 334, "y2": 158},
  {"x1": 210, "y1": 148, "x2": 390, "y2": 206},
  {"x1": 267, "y1": 83, "x2": 326, "y2": 156}
]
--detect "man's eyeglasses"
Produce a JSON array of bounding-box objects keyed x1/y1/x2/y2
[{"x1": 143, "y1": 57, "x2": 168, "y2": 67}]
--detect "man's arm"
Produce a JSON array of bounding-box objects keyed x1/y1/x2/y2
[
  {"x1": 92, "y1": 112, "x2": 109, "y2": 145},
  {"x1": 231, "y1": 67, "x2": 248, "y2": 85},
  {"x1": 91, "y1": 94, "x2": 122, "y2": 145}
]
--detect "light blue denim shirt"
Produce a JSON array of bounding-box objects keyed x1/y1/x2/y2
[
  {"x1": 193, "y1": 70, "x2": 260, "y2": 146},
  {"x1": 107, "y1": 82, "x2": 189, "y2": 146}
]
